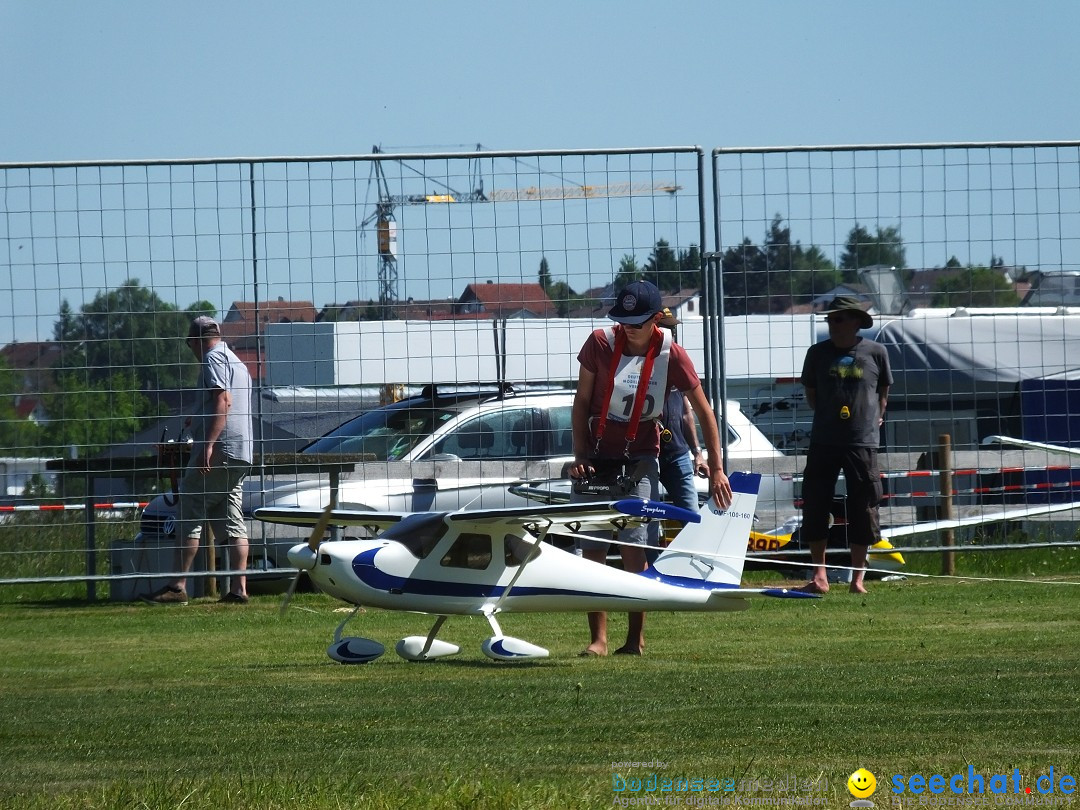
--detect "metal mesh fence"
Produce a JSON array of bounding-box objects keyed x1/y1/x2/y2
[
  {"x1": 2, "y1": 142, "x2": 1079, "y2": 596},
  {"x1": 713, "y1": 142, "x2": 1080, "y2": 551},
  {"x1": 1, "y1": 147, "x2": 710, "y2": 596}
]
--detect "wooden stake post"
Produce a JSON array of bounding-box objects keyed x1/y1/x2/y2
[{"x1": 938, "y1": 434, "x2": 956, "y2": 575}]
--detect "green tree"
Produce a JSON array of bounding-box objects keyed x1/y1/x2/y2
[
  {"x1": 931, "y1": 265, "x2": 1020, "y2": 307},
  {"x1": 677, "y1": 244, "x2": 702, "y2": 291},
  {"x1": 536, "y1": 256, "x2": 580, "y2": 316},
  {"x1": 40, "y1": 370, "x2": 151, "y2": 458},
  {"x1": 0, "y1": 357, "x2": 40, "y2": 456},
  {"x1": 721, "y1": 215, "x2": 838, "y2": 314},
  {"x1": 55, "y1": 280, "x2": 203, "y2": 392},
  {"x1": 538, "y1": 256, "x2": 552, "y2": 292},
  {"x1": 614, "y1": 254, "x2": 641, "y2": 289},
  {"x1": 720, "y1": 237, "x2": 766, "y2": 315},
  {"x1": 839, "y1": 224, "x2": 906, "y2": 276},
  {"x1": 547, "y1": 281, "x2": 582, "y2": 317},
  {"x1": 642, "y1": 240, "x2": 681, "y2": 292}
]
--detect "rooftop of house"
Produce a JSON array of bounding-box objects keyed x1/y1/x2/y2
[{"x1": 458, "y1": 282, "x2": 557, "y2": 317}]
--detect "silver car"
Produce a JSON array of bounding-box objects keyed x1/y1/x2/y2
[
  {"x1": 247, "y1": 387, "x2": 793, "y2": 533},
  {"x1": 134, "y1": 386, "x2": 795, "y2": 580}
]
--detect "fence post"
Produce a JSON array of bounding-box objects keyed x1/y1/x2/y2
[
  {"x1": 84, "y1": 475, "x2": 96, "y2": 602},
  {"x1": 938, "y1": 434, "x2": 955, "y2": 575}
]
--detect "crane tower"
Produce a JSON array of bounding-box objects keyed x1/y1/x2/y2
[{"x1": 362, "y1": 147, "x2": 680, "y2": 318}]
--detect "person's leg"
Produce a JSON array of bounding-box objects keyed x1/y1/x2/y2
[
  {"x1": 617, "y1": 544, "x2": 648, "y2": 654},
  {"x1": 804, "y1": 540, "x2": 830, "y2": 594},
  {"x1": 842, "y1": 448, "x2": 882, "y2": 595},
  {"x1": 849, "y1": 544, "x2": 869, "y2": 594},
  {"x1": 581, "y1": 547, "x2": 609, "y2": 655},
  {"x1": 173, "y1": 466, "x2": 207, "y2": 593},
  {"x1": 800, "y1": 447, "x2": 841, "y2": 593},
  {"x1": 221, "y1": 474, "x2": 250, "y2": 598},
  {"x1": 572, "y1": 476, "x2": 616, "y2": 655},
  {"x1": 615, "y1": 462, "x2": 655, "y2": 654}
]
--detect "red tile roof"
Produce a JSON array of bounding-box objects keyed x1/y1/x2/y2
[
  {"x1": 458, "y1": 283, "x2": 557, "y2": 318},
  {"x1": 223, "y1": 300, "x2": 317, "y2": 327},
  {"x1": 0, "y1": 341, "x2": 63, "y2": 371}
]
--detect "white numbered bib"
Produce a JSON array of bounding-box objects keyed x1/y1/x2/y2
[{"x1": 602, "y1": 326, "x2": 671, "y2": 422}]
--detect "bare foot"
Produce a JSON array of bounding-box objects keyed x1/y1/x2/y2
[
  {"x1": 797, "y1": 581, "x2": 830, "y2": 595},
  {"x1": 578, "y1": 644, "x2": 608, "y2": 657},
  {"x1": 849, "y1": 583, "x2": 868, "y2": 594}
]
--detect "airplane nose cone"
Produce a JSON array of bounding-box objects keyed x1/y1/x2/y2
[{"x1": 287, "y1": 542, "x2": 318, "y2": 571}]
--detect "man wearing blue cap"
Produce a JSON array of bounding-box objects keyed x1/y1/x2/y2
[{"x1": 569, "y1": 280, "x2": 732, "y2": 656}]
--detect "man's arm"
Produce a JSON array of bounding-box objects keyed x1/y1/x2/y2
[
  {"x1": 680, "y1": 395, "x2": 707, "y2": 476},
  {"x1": 685, "y1": 385, "x2": 732, "y2": 509},
  {"x1": 569, "y1": 365, "x2": 596, "y2": 480},
  {"x1": 198, "y1": 387, "x2": 232, "y2": 473}
]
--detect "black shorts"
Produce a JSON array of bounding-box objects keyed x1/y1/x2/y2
[{"x1": 801, "y1": 445, "x2": 883, "y2": 547}]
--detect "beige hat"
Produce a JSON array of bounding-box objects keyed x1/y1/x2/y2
[{"x1": 658, "y1": 307, "x2": 680, "y2": 328}]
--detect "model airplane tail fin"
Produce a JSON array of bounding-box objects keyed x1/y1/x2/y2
[{"x1": 648, "y1": 471, "x2": 761, "y2": 586}]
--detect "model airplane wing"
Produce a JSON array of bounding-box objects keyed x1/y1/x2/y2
[
  {"x1": 982, "y1": 434, "x2": 1080, "y2": 457},
  {"x1": 256, "y1": 499, "x2": 698, "y2": 536},
  {"x1": 507, "y1": 482, "x2": 573, "y2": 505},
  {"x1": 255, "y1": 506, "x2": 407, "y2": 534},
  {"x1": 881, "y1": 499, "x2": 1080, "y2": 539}
]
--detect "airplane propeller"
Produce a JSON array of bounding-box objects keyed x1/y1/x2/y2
[{"x1": 279, "y1": 501, "x2": 336, "y2": 617}]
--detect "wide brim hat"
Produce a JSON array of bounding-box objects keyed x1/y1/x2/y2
[
  {"x1": 608, "y1": 280, "x2": 663, "y2": 325},
  {"x1": 822, "y1": 295, "x2": 873, "y2": 329}
]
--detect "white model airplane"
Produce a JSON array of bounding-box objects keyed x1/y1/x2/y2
[{"x1": 255, "y1": 471, "x2": 817, "y2": 663}]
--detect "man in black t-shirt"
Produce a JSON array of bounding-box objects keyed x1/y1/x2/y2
[{"x1": 799, "y1": 296, "x2": 893, "y2": 594}]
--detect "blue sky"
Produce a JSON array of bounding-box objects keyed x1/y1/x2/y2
[
  {"x1": 3, "y1": 1, "x2": 1080, "y2": 344},
  {"x1": 4, "y1": 1, "x2": 1079, "y2": 162}
]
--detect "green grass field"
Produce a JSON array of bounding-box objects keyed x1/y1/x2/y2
[{"x1": 1, "y1": 555, "x2": 1079, "y2": 809}]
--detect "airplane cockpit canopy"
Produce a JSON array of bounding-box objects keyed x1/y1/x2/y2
[{"x1": 382, "y1": 512, "x2": 449, "y2": 559}]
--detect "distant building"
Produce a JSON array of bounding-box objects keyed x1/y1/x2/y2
[
  {"x1": 218, "y1": 299, "x2": 317, "y2": 381},
  {"x1": 0, "y1": 340, "x2": 63, "y2": 393},
  {"x1": 454, "y1": 282, "x2": 557, "y2": 319},
  {"x1": 567, "y1": 286, "x2": 701, "y2": 321},
  {"x1": 0, "y1": 341, "x2": 65, "y2": 426}
]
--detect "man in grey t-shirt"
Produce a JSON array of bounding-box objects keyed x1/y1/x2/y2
[
  {"x1": 143, "y1": 315, "x2": 254, "y2": 605},
  {"x1": 799, "y1": 296, "x2": 892, "y2": 595}
]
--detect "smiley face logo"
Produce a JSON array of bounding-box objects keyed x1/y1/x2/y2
[{"x1": 847, "y1": 768, "x2": 877, "y2": 799}]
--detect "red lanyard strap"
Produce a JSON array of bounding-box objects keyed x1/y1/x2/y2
[{"x1": 593, "y1": 326, "x2": 662, "y2": 456}]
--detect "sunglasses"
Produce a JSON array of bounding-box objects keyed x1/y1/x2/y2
[{"x1": 623, "y1": 315, "x2": 659, "y2": 330}]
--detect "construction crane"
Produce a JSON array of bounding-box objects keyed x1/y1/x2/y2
[{"x1": 360, "y1": 146, "x2": 681, "y2": 317}]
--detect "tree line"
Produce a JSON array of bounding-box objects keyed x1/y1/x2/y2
[
  {"x1": 2, "y1": 218, "x2": 1022, "y2": 461},
  {"x1": 1, "y1": 280, "x2": 212, "y2": 459},
  {"x1": 537, "y1": 216, "x2": 1020, "y2": 314}
]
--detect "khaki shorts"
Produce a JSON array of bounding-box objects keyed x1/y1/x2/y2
[
  {"x1": 572, "y1": 457, "x2": 660, "y2": 553},
  {"x1": 177, "y1": 457, "x2": 252, "y2": 542}
]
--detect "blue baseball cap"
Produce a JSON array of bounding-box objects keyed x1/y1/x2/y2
[{"x1": 607, "y1": 280, "x2": 663, "y2": 325}]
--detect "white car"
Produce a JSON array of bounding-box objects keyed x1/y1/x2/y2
[{"x1": 135, "y1": 386, "x2": 795, "y2": 581}]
